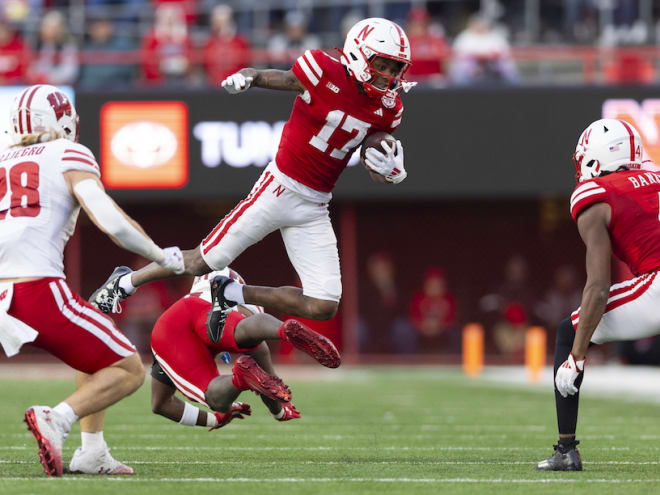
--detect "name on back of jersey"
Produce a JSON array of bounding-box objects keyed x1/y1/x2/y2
[{"x1": 0, "y1": 145, "x2": 45, "y2": 163}]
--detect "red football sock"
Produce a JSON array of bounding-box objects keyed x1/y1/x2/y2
[{"x1": 231, "y1": 373, "x2": 246, "y2": 391}]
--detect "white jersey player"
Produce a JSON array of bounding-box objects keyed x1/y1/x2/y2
[{"x1": 0, "y1": 84, "x2": 185, "y2": 477}]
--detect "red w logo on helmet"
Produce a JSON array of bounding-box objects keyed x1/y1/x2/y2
[{"x1": 47, "y1": 92, "x2": 72, "y2": 120}]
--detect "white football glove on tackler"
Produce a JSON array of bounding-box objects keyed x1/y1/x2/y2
[
  {"x1": 364, "y1": 140, "x2": 407, "y2": 184},
  {"x1": 159, "y1": 246, "x2": 185, "y2": 275},
  {"x1": 221, "y1": 73, "x2": 253, "y2": 94},
  {"x1": 555, "y1": 352, "x2": 585, "y2": 398}
]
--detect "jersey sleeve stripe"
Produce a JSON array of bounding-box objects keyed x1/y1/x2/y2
[
  {"x1": 572, "y1": 181, "x2": 599, "y2": 197},
  {"x1": 391, "y1": 117, "x2": 402, "y2": 128},
  {"x1": 303, "y1": 50, "x2": 323, "y2": 78},
  {"x1": 64, "y1": 148, "x2": 95, "y2": 160},
  {"x1": 395, "y1": 108, "x2": 404, "y2": 117},
  {"x1": 296, "y1": 56, "x2": 320, "y2": 86},
  {"x1": 62, "y1": 156, "x2": 99, "y2": 170},
  {"x1": 570, "y1": 181, "x2": 600, "y2": 204},
  {"x1": 570, "y1": 187, "x2": 606, "y2": 211}
]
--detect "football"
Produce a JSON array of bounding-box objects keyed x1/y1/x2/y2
[{"x1": 360, "y1": 131, "x2": 396, "y2": 170}]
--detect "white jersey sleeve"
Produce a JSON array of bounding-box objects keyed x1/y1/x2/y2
[{"x1": 59, "y1": 142, "x2": 100, "y2": 178}]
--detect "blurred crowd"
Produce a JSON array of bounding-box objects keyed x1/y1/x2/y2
[
  {"x1": 358, "y1": 251, "x2": 660, "y2": 364},
  {"x1": 1, "y1": 0, "x2": 659, "y2": 88}
]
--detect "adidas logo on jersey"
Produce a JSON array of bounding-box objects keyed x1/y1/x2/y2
[
  {"x1": 373, "y1": 108, "x2": 383, "y2": 116},
  {"x1": 326, "y1": 82, "x2": 340, "y2": 93}
]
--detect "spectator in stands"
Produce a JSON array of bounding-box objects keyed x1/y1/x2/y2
[
  {"x1": 535, "y1": 265, "x2": 582, "y2": 331},
  {"x1": 360, "y1": 252, "x2": 415, "y2": 354},
  {"x1": 140, "y1": 3, "x2": 192, "y2": 84},
  {"x1": 449, "y1": 14, "x2": 519, "y2": 86},
  {"x1": 603, "y1": 47, "x2": 655, "y2": 85},
  {"x1": 479, "y1": 254, "x2": 535, "y2": 334},
  {"x1": 0, "y1": 19, "x2": 30, "y2": 84},
  {"x1": 409, "y1": 267, "x2": 458, "y2": 353},
  {"x1": 203, "y1": 4, "x2": 252, "y2": 86},
  {"x1": 27, "y1": 10, "x2": 78, "y2": 85},
  {"x1": 152, "y1": 0, "x2": 196, "y2": 24},
  {"x1": 267, "y1": 10, "x2": 320, "y2": 70},
  {"x1": 493, "y1": 301, "x2": 527, "y2": 359},
  {"x1": 78, "y1": 17, "x2": 136, "y2": 88},
  {"x1": 405, "y1": 7, "x2": 449, "y2": 87}
]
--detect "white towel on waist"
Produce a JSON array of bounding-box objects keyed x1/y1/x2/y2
[{"x1": 0, "y1": 282, "x2": 38, "y2": 357}]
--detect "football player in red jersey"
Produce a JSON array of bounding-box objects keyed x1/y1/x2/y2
[
  {"x1": 537, "y1": 119, "x2": 660, "y2": 471},
  {"x1": 91, "y1": 18, "x2": 415, "y2": 336},
  {"x1": 149, "y1": 267, "x2": 340, "y2": 430}
]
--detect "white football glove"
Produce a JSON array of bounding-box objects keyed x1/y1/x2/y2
[
  {"x1": 364, "y1": 140, "x2": 407, "y2": 184},
  {"x1": 159, "y1": 246, "x2": 185, "y2": 274},
  {"x1": 221, "y1": 73, "x2": 253, "y2": 94},
  {"x1": 555, "y1": 353, "x2": 585, "y2": 398}
]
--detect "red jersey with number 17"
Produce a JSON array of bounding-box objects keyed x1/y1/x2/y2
[
  {"x1": 570, "y1": 169, "x2": 660, "y2": 276},
  {"x1": 275, "y1": 49, "x2": 404, "y2": 193}
]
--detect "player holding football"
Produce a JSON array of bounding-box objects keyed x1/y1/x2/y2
[
  {"x1": 537, "y1": 119, "x2": 660, "y2": 471},
  {"x1": 149, "y1": 267, "x2": 340, "y2": 429},
  {"x1": 0, "y1": 84, "x2": 185, "y2": 476},
  {"x1": 91, "y1": 18, "x2": 414, "y2": 332}
]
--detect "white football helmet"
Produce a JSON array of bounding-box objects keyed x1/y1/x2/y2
[
  {"x1": 10, "y1": 85, "x2": 78, "y2": 144},
  {"x1": 340, "y1": 17, "x2": 412, "y2": 98},
  {"x1": 573, "y1": 118, "x2": 644, "y2": 182}
]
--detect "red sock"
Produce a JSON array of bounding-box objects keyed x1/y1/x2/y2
[
  {"x1": 278, "y1": 323, "x2": 289, "y2": 342},
  {"x1": 231, "y1": 373, "x2": 246, "y2": 391}
]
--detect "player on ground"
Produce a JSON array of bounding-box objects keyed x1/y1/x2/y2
[
  {"x1": 149, "y1": 267, "x2": 340, "y2": 428},
  {"x1": 0, "y1": 84, "x2": 185, "y2": 476},
  {"x1": 537, "y1": 119, "x2": 660, "y2": 471},
  {"x1": 90, "y1": 18, "x2": 415, "y2": 331}
]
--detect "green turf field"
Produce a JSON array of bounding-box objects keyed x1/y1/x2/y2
[{"x1": 1, "y1": 367, "x2": 660, "y2": 494}]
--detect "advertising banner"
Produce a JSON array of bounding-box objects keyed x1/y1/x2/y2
[{"x1": 76, "y1": 86, "x2": 660, "y2": 201}]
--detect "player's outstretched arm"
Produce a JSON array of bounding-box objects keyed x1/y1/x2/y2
[
  {"x1": 572, "y1": 202, "x2": 612, "y2": 360},
  {"x1": 65, "y1": 170, "x2": 184, "y2": 274},
  {"x1": 222, "y1": 68, "x2": 305, "y2": 93},
  {"x1": 128, "y1": 246, "x2": 211, "y2": 290}
]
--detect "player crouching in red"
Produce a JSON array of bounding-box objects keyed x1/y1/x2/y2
[{"x1": 150, "y1": 268, "x2": 341, "y2": 429}]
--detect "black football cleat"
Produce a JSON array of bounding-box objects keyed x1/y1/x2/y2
[
  {"x1": 89, "y1": 266, "x2": 133, "y2": 314},
  {"x1": 537, "y1": 441, "x2": 583, "y2": 471},
  {"x1": 206, "y1": 275, "x2": 238, "y2": 343}
]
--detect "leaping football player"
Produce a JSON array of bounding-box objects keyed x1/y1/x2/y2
[
  {"x1": 0, "y1": 85, "x2": 185, "y2": 476},
  {"x1": 537, "y1": 119, "x2": 660, "y2": 471},
  {"x1": 90, "y1": 18, "x2": 414, "y2": 336},
  {"x1": 149, "y1": 267, "x2": 340, "y2": 429}
]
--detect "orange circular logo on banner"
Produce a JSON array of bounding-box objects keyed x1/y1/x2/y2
[{"x1": 101, "y1": 101, "x2": 188, "y2": 189}]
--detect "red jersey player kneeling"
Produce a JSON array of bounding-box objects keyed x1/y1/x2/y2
[
  {"x1": 150, "y1": 267, "x2": 341, "y2": 429},
  {"x1": 538, "y1": 119, "x2": 660, "y2": 471}
]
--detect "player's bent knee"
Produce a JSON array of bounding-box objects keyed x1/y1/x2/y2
[
  {"x1": 556, "y1": 318, "x2": 576, "y2": 348},
  {"x1": 116, "y1": 353, "x2": 146, "y2": 393},
  {"x1": 204, "y1": 379, "x2": 232, "y2": 413},
  {"x1": 306, "y1": 298, "x2": 339, "y2": 320}
]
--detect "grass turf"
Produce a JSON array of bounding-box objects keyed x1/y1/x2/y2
[{"x1": 1, "y1": 367, "x2": 660, "y2": 494}]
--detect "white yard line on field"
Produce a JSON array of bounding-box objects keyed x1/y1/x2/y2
[
  {"x1": 0, "y1": 445, "x2": 632, "y2": 451},
  {"x1": 2, "y1": 477, "x2": 660, "y2": 484}
]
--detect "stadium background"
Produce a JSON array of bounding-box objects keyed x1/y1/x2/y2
[{"x1": 3, "y1": 0, "x2": 660, "y2": 366}]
